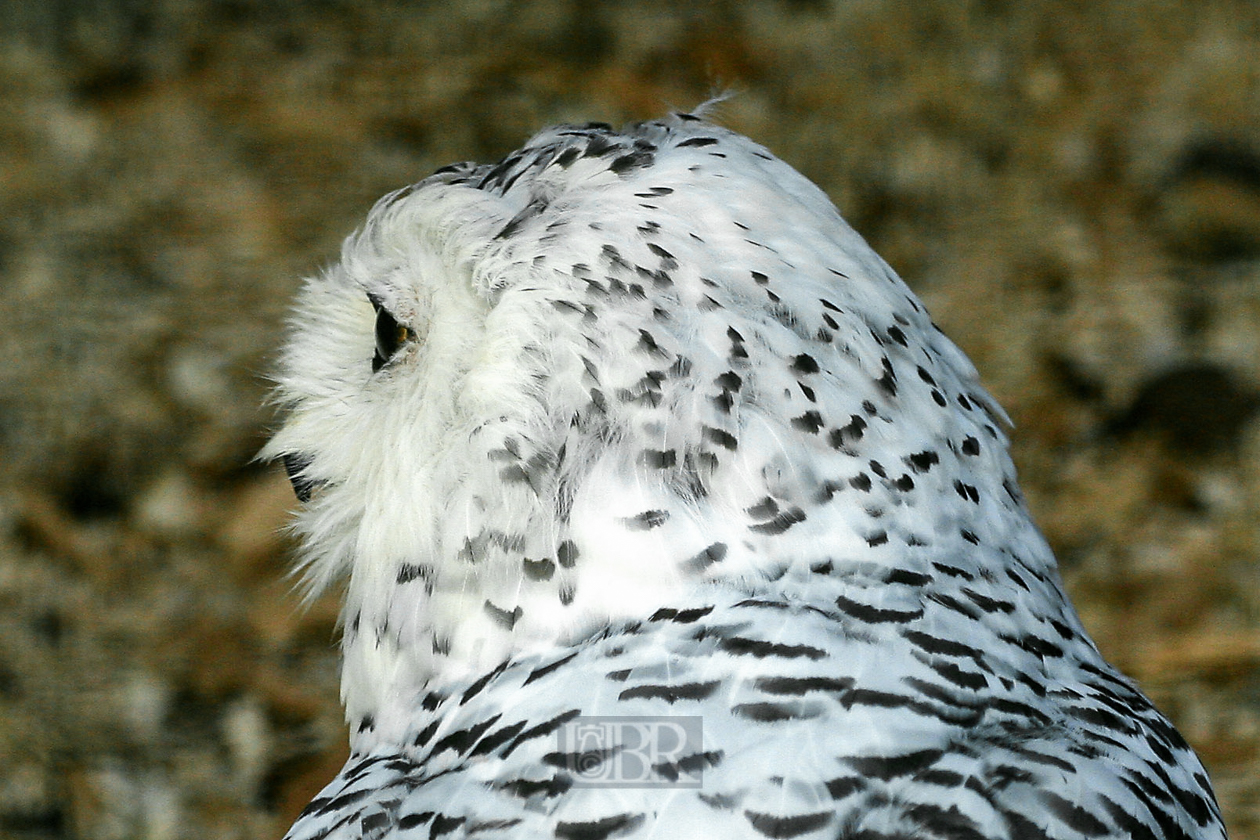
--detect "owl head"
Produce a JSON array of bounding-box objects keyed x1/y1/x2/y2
[{"x1": 263, "y1": 115, "x2": 1030, "y2": 740}]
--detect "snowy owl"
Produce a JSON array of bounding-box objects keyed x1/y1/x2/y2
[{"x1": 264, "y1": 112, "x2": 1226, "y2": 839}]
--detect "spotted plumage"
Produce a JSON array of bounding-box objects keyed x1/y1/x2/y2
[{"x1": 264, "y1": 112, "x2": 1226, "y2": 839}]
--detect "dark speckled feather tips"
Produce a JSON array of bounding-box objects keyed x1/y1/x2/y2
[{"x1": 265, "y1": 112, "x2": 1226, "y2": 839}]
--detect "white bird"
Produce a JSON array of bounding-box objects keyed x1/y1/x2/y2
[{"x1": 264, "y1": 111, "x2": 1227, "y2": 839}]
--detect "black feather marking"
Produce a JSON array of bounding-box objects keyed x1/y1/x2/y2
[
  {"x1": 460, "y1": 661, "x2": 510, "y2": 705},
  {"x1": 704, "y1": 426, "x2": 739, "y2": 450},
  {"x1": 524, "y1": 651, "x2": 580, "y2": 686},
  {"x1": 610, "y1": 151, "x2": 655, "y2": 174},
  {"x1": 397, "y1": 812, "x2": 434, "y2": 830},
  {"x1": 962, "y1": 587, "x2": 1016, "y2": 615},
  {"x1": 746, "y1": 497, "x2": 779, "y2": 518},
  {"x1": 470, "y1": 720, "x2": 530, "y2": 757},
  {"x1": 522, "y1": 557, "x2": 555, "y2": 581},
  {"x1": 902, "y1": 630, "x2": 986, "y2": 663},
  {"x1": 431, "y1": 713, "x2": 502, "y2": 756},
  {"x1": 927, "y1": 659, "x2": 989, "y2": 691},
  {"x1": 683, "y1": 542, "x2": 728, "y2": 572},
  {"x1": 844, "y1": 749, "x2": 946, "y2": 780},
  {"x1": 732, "y1": 701, "x2": 824, "y2": 722},
  {"x1": 834, "y1": 594, "x2": 923, "y2": 623},
  {"x1": 954, "y1": 480, "x2": 981, "y2": 503},
  {"x1": 281, "y1": 452, "x2": 323, "y2": 503},
  {"x1": 791, "y1": 353, "x2": 820, "y2": 374},
  {"x1": 396, "y1": 563, "x2": 429, "y2": 584},
  {"x1": 650, "y1": 605, "x2": 715, "y2": 622},
  {"x1": 905, "y1": 450, "x2": 940, "y2": 472},
  {"x1": 557, "y1": 539, "x2": 580, "y2": 567},
  {"x1": 1037, "y1": 791, "x2": 1111, "y2": 836},
  {"x1": 641, "y1": 449, "x2": 678, "y2": 468},
  {"x1": 875, "y1": 356, "x2": 898, "y2": 396},
  {"x1": 791, "y1": 411, "x2": 824, "y2": 433},
  {"x1": 719, "y1": 637, "x2": 826, "y2": 659},
  {"x1": 824, "y1": 777, "x2": 864, "y2": 799},
  {"x1": 581, "y1": 135, "x2": 618, "y2": 159},
  {"x1": 497, "y1": 774, "x2": 573, "y2": 800},
  {"x1": 744, "y1": 810, "x2": 832, "y2": 838},
  {"x1": 503, "y1": 709, "x2": 582, "y2": 757},
  {"x1": 429, "y1": 814, "x2": 466, "y2": 837},
  {"x1": 748, "y1": 507, "x2": 806, "y2": 535},
  {"x1": 754, "y1": 676, "x2": 855, "y2": 695},
  {"x1": 618, "y1": 681, "x2": 720, "y2": 703},
  {"x1": 622, "y1": 509, "x2": 670, "y2": 530},
  {"x1": 828, "y1": 415, "x2": 867, "y2": 449},
  {"x1": 555, "y1": 813, "x2": 646, "y2": 840}
]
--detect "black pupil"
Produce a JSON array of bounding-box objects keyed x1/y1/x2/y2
[{"x1": 371, "y1": 300, "x2": 407, "y2": 372}]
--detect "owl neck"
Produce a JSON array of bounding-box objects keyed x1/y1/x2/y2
[{"x1": 335, "y1": 407, "x2": 1074, "y2": 750}]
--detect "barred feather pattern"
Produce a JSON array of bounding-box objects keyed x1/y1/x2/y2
[{"x1": 264, "y1": 113, "x2": 1226, "y2": 839}]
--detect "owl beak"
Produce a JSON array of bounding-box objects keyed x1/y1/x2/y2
[{"x1": 281, "y1": 453, "x2": 327, "y2": 503}]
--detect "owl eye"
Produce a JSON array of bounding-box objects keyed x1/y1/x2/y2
[{"x1": 368, "y1": 295, "x2": 415, "y2": 373}]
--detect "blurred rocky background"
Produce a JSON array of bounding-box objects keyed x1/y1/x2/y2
[{"x1": 0, "y1": 1, "x2": 1257, "y2": 838}]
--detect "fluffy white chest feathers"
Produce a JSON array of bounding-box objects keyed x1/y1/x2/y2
[{"x1": 265, "y1": 113, "x2": 1226, "y2": 839}]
